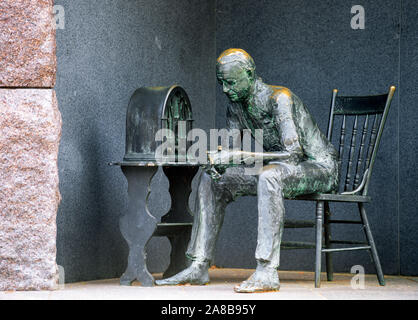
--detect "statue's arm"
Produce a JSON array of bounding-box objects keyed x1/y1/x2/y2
[
  {"x1": 205, "y1": 106, "x2": 242, "y2": 178},
  {"x1": 225, "y1": 105, "x2": 243, "y2": 151},
  {"x1": 210, "y1": 95, "x2": 304, "y2": 165},
  {"x1": 272, "y1": 93, "x2": 304, "y2": 163}
]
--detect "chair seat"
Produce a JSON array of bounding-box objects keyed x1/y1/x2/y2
[{"x1": 292, "y1": 193, "x2": 371, "y2": 203}]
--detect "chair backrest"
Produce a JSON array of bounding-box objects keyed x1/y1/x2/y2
[{"x1": 326, "y1": 86, "x2": 396, "y2": 196}]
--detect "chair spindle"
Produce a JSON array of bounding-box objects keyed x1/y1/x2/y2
[
  {"x1": 364, "y1": 114, "x2": 380, "y2": 172},
  {"x1": 345, "y1": 115, "x2": 358, "y2": 191},
  {"x1": 353, "y1": 115, "x2": 369, "y2": 189},
  {"x1": 338, "y1": 115, "x2": 346, "y2": 170}
]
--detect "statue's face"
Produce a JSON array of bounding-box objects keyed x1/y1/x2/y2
[{"x1": 217, "y1": 62, "x2": 254, "y2": 102}]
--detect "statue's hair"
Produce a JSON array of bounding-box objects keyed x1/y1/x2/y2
[{"x1": 216, "y1": 48, "x2": 255, "y2": 73}]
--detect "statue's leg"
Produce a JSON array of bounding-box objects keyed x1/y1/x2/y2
[
  {"x1": 188, "y1": 167, "x2": 258, "y2": 262},
  {"x1": 234, "y1": 165, "x2": 286, "y2": 292},
  {"x1": 235, "y1": 161, "x2": 336, "y2": 293},
  {"x1": 156, "y1": 167, "x2": 257, "y2": 285}
]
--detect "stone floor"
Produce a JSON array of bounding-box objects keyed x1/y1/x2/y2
[{"x1": 1, "y1": 268, "x2": 417, "y2": 300}]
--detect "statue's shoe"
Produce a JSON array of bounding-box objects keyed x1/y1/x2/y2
[
  {"x1": 155, "y1": 267, "x2": 210, "y2": 286},
  {"x1": 234, "y1": 281, "x2": 280, "y2": 293},
  {"x1": 233, "y1": 270, "x2": 280, "y2": 293},
  {"x1": 155, "y1": 276, "x2": 209, "y2": 286}
]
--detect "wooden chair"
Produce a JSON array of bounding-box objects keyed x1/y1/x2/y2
[{"x1": 282, "y1": 86, "x2": 396, "y2": 288}]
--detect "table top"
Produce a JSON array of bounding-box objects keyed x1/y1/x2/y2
[{"x1": 108, "y1": 161, "x2": 202, "y2": 167}]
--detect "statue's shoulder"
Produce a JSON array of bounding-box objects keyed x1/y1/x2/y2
[{"x1": 269, "y1": 85, "x2": 293, "y2": 106}]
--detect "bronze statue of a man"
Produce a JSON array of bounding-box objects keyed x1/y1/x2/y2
[{"x1": 156, "y1": 48, "x2": 339, "y2": 292}]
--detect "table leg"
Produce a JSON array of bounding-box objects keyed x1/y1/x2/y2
[
  {"x1": 119, "y1": 166, "x2": 158, "y2": 286},
  {"x1": 162, "y1": 166, "x2": 199, "y2": 278}
]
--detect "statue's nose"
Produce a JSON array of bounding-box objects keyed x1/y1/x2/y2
[{"x1": 223, "y1": 85, "x2": 229, "y2": 93}]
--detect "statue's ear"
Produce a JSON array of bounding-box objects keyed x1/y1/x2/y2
[{"x1": 247, "y1": 69, "x2": 254, "y2": 79}]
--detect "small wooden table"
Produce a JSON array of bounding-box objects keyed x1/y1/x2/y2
[{"x1": 109, "y1": 161, "x2": 199, "y2": 286}]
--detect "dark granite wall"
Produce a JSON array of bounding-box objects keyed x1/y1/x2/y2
[
  {"x1": 399, "y1": 0, "x2": 418, "y2": 276},
  {"x1": 54, "y1": 0, "x2": 216, "y2": 282},
  {"x1": 215, "y1": 0, "x2": 411, "y2": 276}
]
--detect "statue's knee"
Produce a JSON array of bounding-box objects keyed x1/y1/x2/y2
[
  {"x1": 199, "y1": 170, "x2": 224, "y2": 192},
  {"x1": 201, "y1": 171, "x2": 212, "y2": 182},
  {"x1": 258, "y1": 168, "x2": 281, "y2": 188},
  {"x1": 199, "y1": 171, "x2": 214, "y2": 188}
]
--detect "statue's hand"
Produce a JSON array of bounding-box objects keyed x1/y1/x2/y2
[
  {"x1": 205, "y1": 150, "x2": 231, "y2": 180},
  {"x1": 207, "y1": 149, "x2": 231, "y2": 165},
  {"x1": 206, "y1": 166, "x2": 222, "y2": 180}
]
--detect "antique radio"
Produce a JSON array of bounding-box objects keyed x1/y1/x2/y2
[{"x1": 123, "y1": 85, "x2": 193, "y2": 163}]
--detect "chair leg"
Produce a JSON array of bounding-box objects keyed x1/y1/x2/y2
[
  {"x1": 324, "y1": 202, "x2": 333, "y2": 281},
  {"x1": 315, "y1": 201, "x2": 324, "y2": 288},
  {"x1": 358, "y1": 203, "x2": 385, "y2": 286}
]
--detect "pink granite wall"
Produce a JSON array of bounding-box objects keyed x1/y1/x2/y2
[
  {"x1": 0, "y1": 0, "x2": 61, "y2": 290},
  {"x1": 0, "y1": 0, "x2": 56, "y2": 87}
]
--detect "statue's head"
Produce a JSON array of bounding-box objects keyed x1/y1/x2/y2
[{"x1": 216, "y1": 48, "x2": 256, "y2": 102}]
